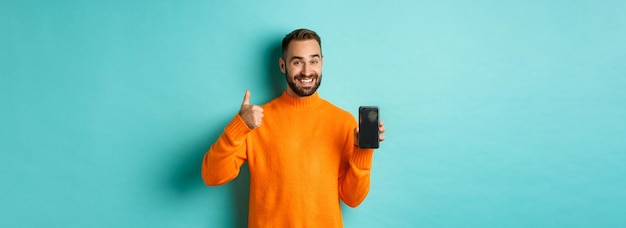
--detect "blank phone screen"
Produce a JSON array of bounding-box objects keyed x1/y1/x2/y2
[{"x1": 358, "y1": 106, "x2": 379, "y2": 149}]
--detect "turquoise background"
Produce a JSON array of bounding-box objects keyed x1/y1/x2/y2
[{"x1": 2, "y1": 0, "x2": 625, "y2": 227}]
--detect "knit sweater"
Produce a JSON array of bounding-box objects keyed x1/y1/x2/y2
[{"x1": 202, "y1": 91, "x2": 374, "y2": 228}]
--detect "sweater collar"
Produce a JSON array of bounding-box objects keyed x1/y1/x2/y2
[{"x1": 277, "y1": 90, "x2": 323, "y2": 110}]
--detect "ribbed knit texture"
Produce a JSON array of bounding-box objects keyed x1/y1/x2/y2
[{"x1": 202, "y1": 91, "x2": 374, "y2": 228}]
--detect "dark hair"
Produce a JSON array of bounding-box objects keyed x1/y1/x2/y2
[{"x1": 281, "y1": 28, "x2": 322, "y2": 58}]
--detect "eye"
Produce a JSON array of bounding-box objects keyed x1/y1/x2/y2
[
  {"x1": 293, "y1": 61, "x2": 302, "y2": 65},
  {"x1": 311, "y1": 60, "x2": 319, "y2": 65}
]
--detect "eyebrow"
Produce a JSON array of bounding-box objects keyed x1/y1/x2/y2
[{"x1": 289, "y1": 54, "x2": 321, "y2": 62}]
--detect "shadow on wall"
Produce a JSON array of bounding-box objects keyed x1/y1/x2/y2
[
  {"x1": 265, "y1": 38, "x2": 286, "y2": 99},
  {"x1": 168, "y1": 40, "x2": 284, "y2": 228},
  {"x1": 167, "y1": 122, "x2": 251, "y2": 227}
]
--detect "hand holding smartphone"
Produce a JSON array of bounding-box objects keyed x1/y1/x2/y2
[{"x1": 358, "y1": 106, "x2": 379, "y2": 149}]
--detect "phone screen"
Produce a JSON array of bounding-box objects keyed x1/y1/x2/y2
[{"x1": 358, "y1": 106, "x2": 379, "y2": 149}]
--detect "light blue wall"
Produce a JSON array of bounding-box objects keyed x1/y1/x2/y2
[{"x1": 2, "y1": 0, "x2": 625, "y2": 227}]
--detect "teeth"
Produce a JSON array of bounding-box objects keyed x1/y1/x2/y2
[{"x1": 301, "y1": 79, "x2": 313, "y2": 83}]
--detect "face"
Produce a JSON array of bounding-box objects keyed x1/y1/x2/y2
[{"x1": 280, "y1": 39, "x2": 323, "y2": 98}]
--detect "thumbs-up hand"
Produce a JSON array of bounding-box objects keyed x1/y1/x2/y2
[{"x1": 239, "y1": 90, "x2": 264, "y2": 129}]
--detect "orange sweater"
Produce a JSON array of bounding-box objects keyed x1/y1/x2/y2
[{"x1": 202, "y1": 91, "x2": 374, "y2": 227}]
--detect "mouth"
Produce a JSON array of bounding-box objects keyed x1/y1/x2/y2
[{"x1": 296, "y1": 77, "x2": 316, "y2": 87}]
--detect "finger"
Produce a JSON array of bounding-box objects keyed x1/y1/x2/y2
[
  {"x1": 242, "y1": 90, "x2": 251, "y2": 105},
  {"x1": 252, "y1": 106, "x2": 264, "y2": 112},
  {"x1": 379, "y1": 135, "x2": 385, "y2": 142}
]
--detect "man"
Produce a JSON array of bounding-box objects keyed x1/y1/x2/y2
[{"x1": 202, "y1": 28, "x2": 385, "y2": 227}]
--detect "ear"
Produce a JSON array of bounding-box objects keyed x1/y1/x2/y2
[{"x1": 279, "y1": 57, "x2": 286, "y2": 73}]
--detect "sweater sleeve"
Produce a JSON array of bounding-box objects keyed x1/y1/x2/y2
[
  {"x1": 201, "y1": 114, "x2": 251, "y2": 186},
  {"x1": 338, "y1": 122, "x2": 375, "y2": 207}
]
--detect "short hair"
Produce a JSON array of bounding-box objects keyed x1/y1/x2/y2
[{"x1": 281, "y1": 28, "x2": 322, "y2": 58}]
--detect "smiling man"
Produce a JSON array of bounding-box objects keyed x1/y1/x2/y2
[
  {"x1": 281, "y1": 38, "x2": 322, "y2": 97},
  {"x1": 202, "y1": 28, "x2": 385, "y2": 227}
]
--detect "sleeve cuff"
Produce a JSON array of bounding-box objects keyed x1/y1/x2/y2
[
  {"x1": 351, "y1": 147, "x2": 374, "y2": 170},
  {"x1": 223, "y1": 114, "x2": 253, "y2": 145}
]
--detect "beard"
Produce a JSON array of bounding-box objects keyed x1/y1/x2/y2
[{"x1": 285, "y1": 70, "x2": 322, "y2": 97}]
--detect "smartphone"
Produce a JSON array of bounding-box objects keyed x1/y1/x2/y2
[{"x1": 358, "y1": 106, "x2": 379, "y2": 149}]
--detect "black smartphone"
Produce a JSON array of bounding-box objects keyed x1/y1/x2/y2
[{"x1": 358, "y1": 106, "x2": 379, "y2": 149}]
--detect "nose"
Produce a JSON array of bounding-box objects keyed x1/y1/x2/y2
[{"x1": 301, "y1": 62, "x2": 313, "y2": 76}]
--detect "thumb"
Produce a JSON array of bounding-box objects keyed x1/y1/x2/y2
[{"x1": 242, "y1": 90, "x2": 251, "y2": 105}]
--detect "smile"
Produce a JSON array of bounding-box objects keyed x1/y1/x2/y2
[{"x1": 297, "y1": 78, "x2": 315, "y2": 86}]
